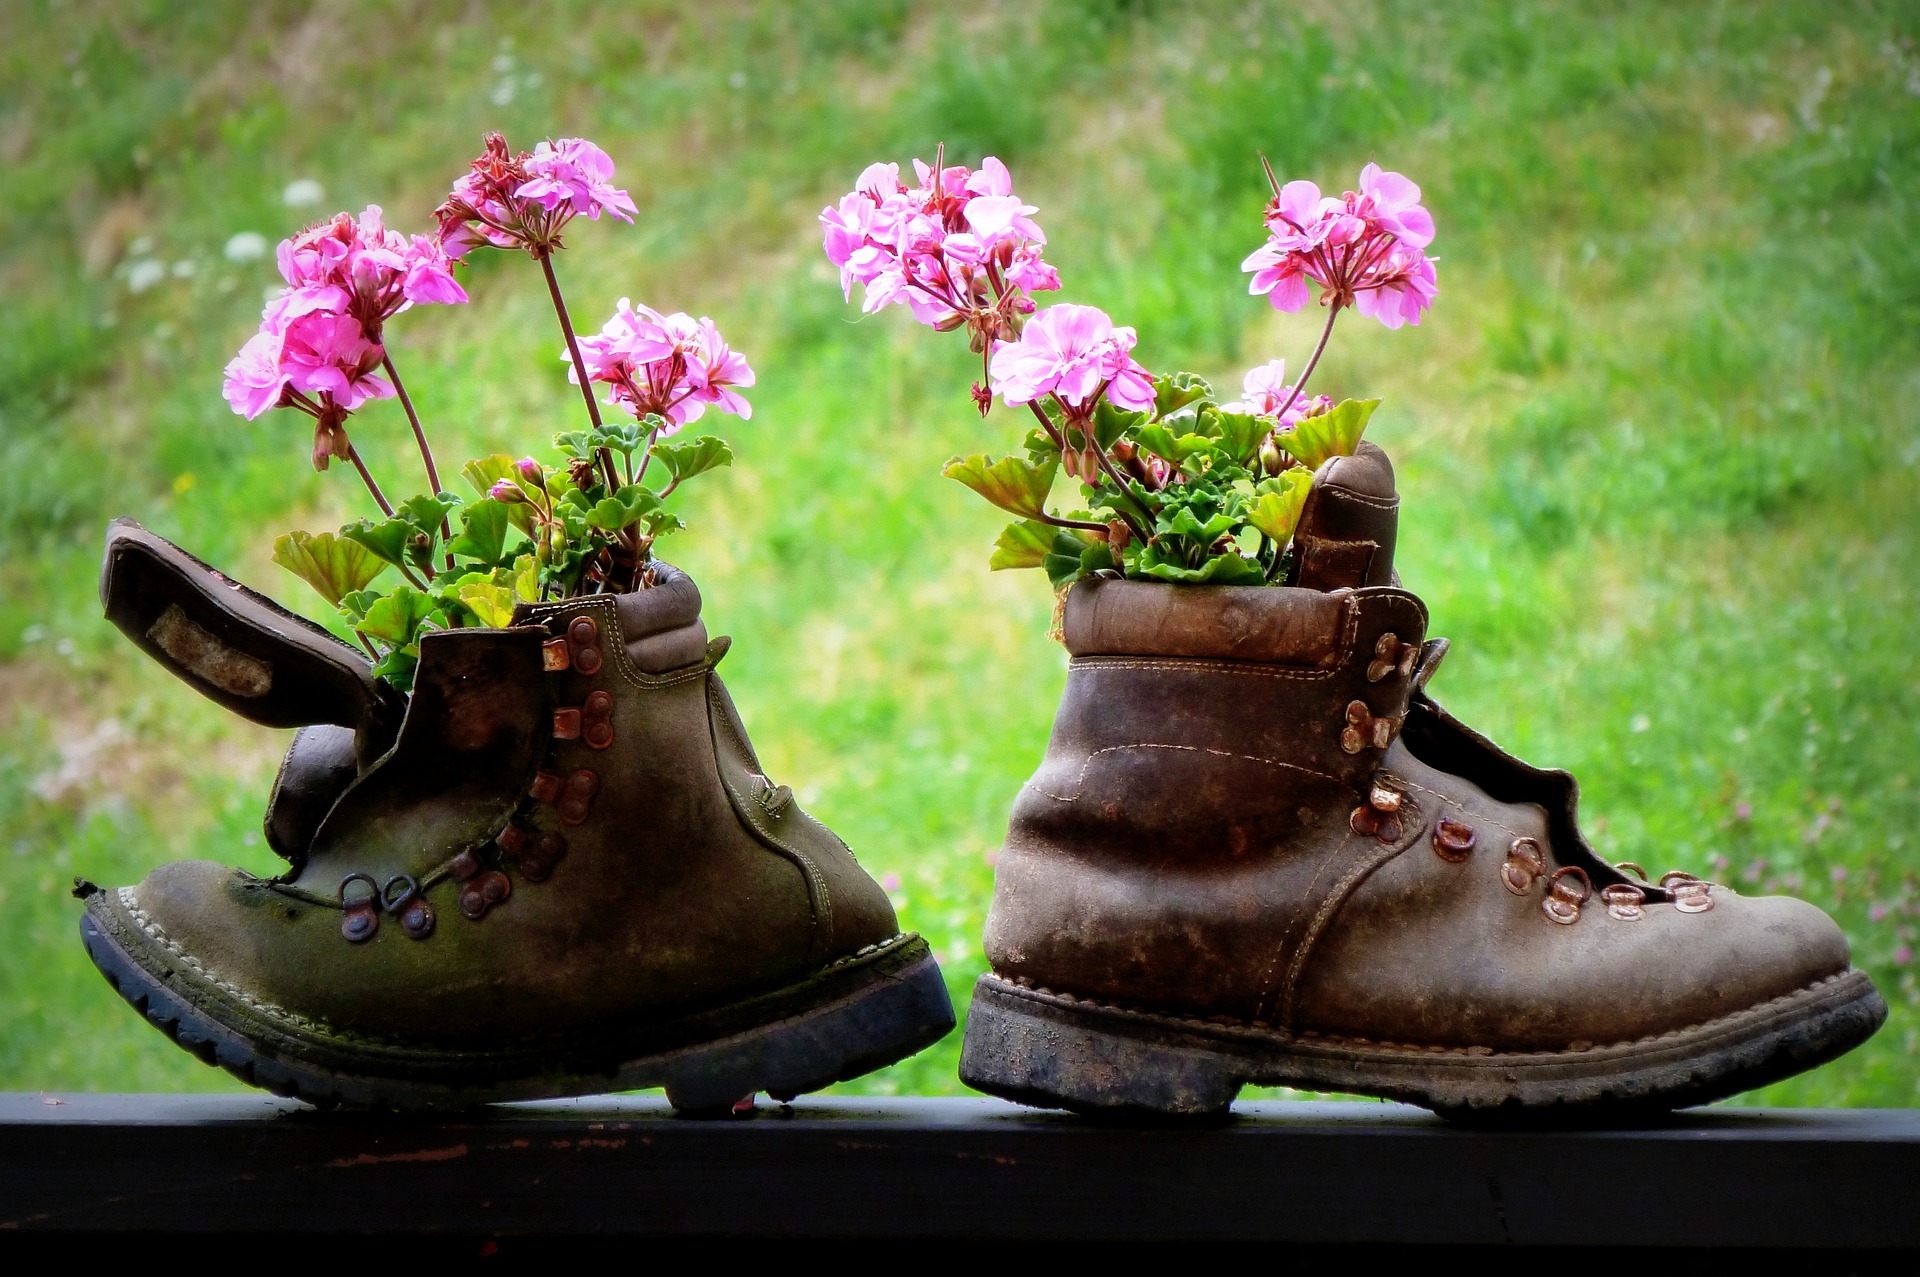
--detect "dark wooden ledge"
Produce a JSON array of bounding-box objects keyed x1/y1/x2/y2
[{"x1": 3, "y1": 1094, "x2": 1918, "y2": 1246}]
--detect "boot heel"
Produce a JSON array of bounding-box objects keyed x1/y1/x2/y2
[{"x1": 959, "y1": 975, "x2": 1242, "y2": 1119}]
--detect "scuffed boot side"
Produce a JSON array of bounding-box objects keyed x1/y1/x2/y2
[{"x1": 706, "y1": 673, "x2": 901, "y2": 962}]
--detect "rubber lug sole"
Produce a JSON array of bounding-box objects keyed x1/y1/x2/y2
[
  {"x1": 957, "y1": 970, "x2": 1886, "y2": 1121},
  {"x1": 81, "y1": 911, "x2": 954, "y2": 1111}
]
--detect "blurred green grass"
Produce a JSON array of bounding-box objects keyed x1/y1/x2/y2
[{"x1": 2, "y1": 0, "x2": 1917, "y2": 1103}]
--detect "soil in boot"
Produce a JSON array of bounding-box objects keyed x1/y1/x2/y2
[
  {"x1": 80, "y1": 525, "x2": 954, "y2": 1110},
  {"x1": 959, "y1": 443, "x2": 1884, "y2": 1120}
]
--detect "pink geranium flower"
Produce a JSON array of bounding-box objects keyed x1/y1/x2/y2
[
  {"x1": 270, "y1": 206, "x2": 466, "y2": 336},
  {"x1": 988, "y1": 303, "x2": 1155, "y2": 412},
  {"x1": 435, "y1": 133, "x2": 636, "y2": 259},
  {"x1": 572, "y1": 299, "x2": 753, "y2": 431},
  {"x1": 820, "y1": 151, "x2": 1058, "y2": 340},
  {"x1": 1225, "y1": 360, "x2": 1315, "y2": 424},
  {"x1": 518, "y1": 138, "x2": 637, "y2": 224},
  {"x1": 1243, "y1": 163, "x2": 1438, "y2": 327},
  {"x1": 222, "y1": 329, "x2": 290, "y2": 420},
  {"x1": 279, "y1": 311, "x2": 393, "y2": 412}
]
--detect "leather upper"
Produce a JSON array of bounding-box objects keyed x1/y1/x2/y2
[
  {"x1": 102, "y1": 552, "x2": 899, "y2": 1047},
  {"x1": 982, "y1": 444, "x2": 1856, "y2": 1051}
]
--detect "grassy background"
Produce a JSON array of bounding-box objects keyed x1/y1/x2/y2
[{"x1": 2, "y1": 0, "x2": 1917, "y2": 1104}]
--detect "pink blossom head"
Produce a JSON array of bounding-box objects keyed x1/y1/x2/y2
[
  {"x1": 401, "y1": 235, "x2": 468, "y2": 306},
  {"x1": 573, "y1": 299, "x2": 753, "y2": 430},
  {"x1": 1225, "y1": 360, "x2": 1307, "y2": 423},
  {"x1": 1352, "y1": 246, "x2": 1438, "y2": 329},
  {"x1": 222, "y1": 329, "x2": 290, "y2": 420},
  {"x1": 988, "y1": 303, "x2": 1154, "y2": 412},
  {"x1": 518, "y1": 138, "x2": 636, "y2": 224},
  {"x1": 278, "y1": 311, "x2": 392, "y2": 411},
  {"x1": 1354, "y1": 163, "x2": 1434, "y2": 249}
]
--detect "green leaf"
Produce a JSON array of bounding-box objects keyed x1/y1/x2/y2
[
  {"x1": 460, "y1": 455, "x2": 536, "y2": 533},
  {"x1": 397, "y1": 492, "x2": 458, "y2": 532},
  {"x1": 1166, "y1": 506, "x2": 1238, "y2": 545},
  {"x1": 508, "y1": 554, "x2": 539, "y2": 603},
  {"x1": 649, "y1": 435, "x2": 734, "y2": 483},
  {"x1": 371, "y1": 646, "x2": 419, "y2": 689},
  {"x1": 1209, "y1": 409, "x2": 1268, "y2": 467},
  {"x1": 1153, "y1": 371, "x2": 1214, "y2": 417},
  {"x1": 1246, "y1": 469, "x2": 1314, "y2": 543},
  {"x1": 586, "y1": 497, "x2": 634, "y2": 533},
  {"x1": 641, "y1": 509, "x2": 686, "y2": 537},
  {"x1": 341, "y1": 516, "x2": 413, "y2": 569},
  {"x1": 1134, "y1": 425, "x2": 1215, "y2": 466},
  {"x1": 942, "y1": 453, "x2": 1059, "y2": 520},
  {"x1": 446, "y1": 498, "x2": 513, "y2": 567},
  {"x1": 1277, "y1": 398, "x2": 1380, "y2": 470},
  {"x1": 461, "y1": 454, "x2": 519, "y2": 498},
  {"x1": 989, "y1": 520, "x2": 1055, "y2": 571},
  {"x1": 337, "y1": 589, "x2": 382, "y2": 628},
  {"x1": 1091, "y1": 399, "x2": 1150, "y2": 449},
  {"x1": 456, "y1": 581, "x2": 517, "y2": 628},
  {"x1": 271, "y1": 531, "x2": 385, "y2": 607},
  {"x1": 357, "y1": 585, "x2": 438, "y2": 647},
  {"x1": 1134, "y1": 552, "x2": 1266, "y2": 585}
]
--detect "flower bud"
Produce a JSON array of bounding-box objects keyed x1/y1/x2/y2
[
  {"x1": 515, "y1": 456, "x2": 543, "y2": 483},
  {"x1": 489, "y1": 479, "x2": 527, "y2": 504},
  {"x1": 1259, "y1": 440, "x2": 1284, "y2": 476}
]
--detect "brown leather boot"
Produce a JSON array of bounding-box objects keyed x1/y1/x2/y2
[
  {"x1": 959, "y1": 444, "x2": 1884, "y2": 1118},
  {"x1": 79, "y1": 524, "x2": 953, "y2": 1109}
]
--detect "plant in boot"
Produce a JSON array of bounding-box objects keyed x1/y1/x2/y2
[
  {"x1": 78, "y1": 133, "x2": 954, "y2": 1111},
  {"x1": 828, "y1": 148, "x2": 1882, "y2": 1119},
  {"x1": 822, "y1": 151, "x2": 1434, "y2": 594},
  {"x1": 233, "y1": 136, "x2": 749, "y2": 691}
]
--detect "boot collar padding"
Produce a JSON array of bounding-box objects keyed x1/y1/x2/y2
[
  {"x1": 513, "y1": 562, "x2": 710, "y2": 674},
  {"x1": 1063, "y1": 577, "x2": 1424, "y2": 669}
]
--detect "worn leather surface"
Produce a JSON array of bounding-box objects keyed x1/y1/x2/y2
[
  {"x1": 103, "y1": 565, "x2": 900, "y2": 1047},
  {"x1": 100, "y1": 518, "x2": 399, "y2": 734},
  {"x1": 982, "y1": 444, "x2": 1857, "y2": 1050},
  {"x1": 987, "y1": 584, "x2": 1430, "y2": 1022},
  {"x1": 263, "y1": 725, "x2": 359, "y2": 867},
  {"x1": 1286, "y1": 441, "x2": 1400, "y2": 591}
]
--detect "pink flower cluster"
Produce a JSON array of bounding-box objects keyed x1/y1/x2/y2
[
  {"x1": 1222, "y1": 360, "x2": 1330, "y2": 426},
  {"x1": 1242, "y1": 163, "x2": 1438, "y2": 329},
  {"x1": 222, "y1": 205, "x2": 466, "y2": 468},
  {"x1": 988, "y1": 304, "x2": 1154, "y2": 413},
  {"x1": 572, "y1": 299, "x2": 755, "y2": 432},
  {"x1": 436, "y1": 134, "x2": 635, "y2": 260},
  {"x1": 820, "y1": 155, "x2": 1059, "y2": 337}
]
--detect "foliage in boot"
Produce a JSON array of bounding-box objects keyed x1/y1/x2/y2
[
  {"x1": 823, "y1": 151, "x2": 1438, "y2": 593},
  {"x1": 227, "y1": 134, "x2": 747, "y2": 690}
]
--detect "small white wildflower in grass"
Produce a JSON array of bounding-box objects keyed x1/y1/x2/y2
[
  {"x1": 126, "y1": 260, "x2": 165, "y2": 293},
  {"x1": 283, "y1": 177, "x2": 325, "y2": 207},
  {"x1": 171, "y1": 260, "x2": 196, "y2": 278},
  {"x1": 1631, "y1": 714, "x2": 1652, "y2": 733},
  {"x1": 224, "y1": 231, "x2": 268, "y2": 263},
  {"x1": 490, "y1": 78, "x2": 516, "y2": 106}
]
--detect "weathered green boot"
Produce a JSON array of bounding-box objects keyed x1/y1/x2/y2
[{"x1": 79, "y1": 521, "x2": 953, "y2": 1109}]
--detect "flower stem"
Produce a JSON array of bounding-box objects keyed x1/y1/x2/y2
[
  {"x1": 539, "y1": 253, "x2": 605, "y2": 412},
  {"x1": 1274, "y1": 303, "x2": 1341, "y2": 424},
  {"x1": 382, "y1": 353, "x2": 454, "y2": 570},
  {"x1": 382, "y1": 355, "x2": 442, "y2": 492},
  {"x1": 1025, "y1": 400, "x2": 1151, "y2": 547},
  {"x1": 347, "y1": 444, "x2": 395, "y2": 517},
  {"x1": 537, "y1": 249, "x2": 622, "y2": 496}
]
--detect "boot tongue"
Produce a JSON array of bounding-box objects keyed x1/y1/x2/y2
[{"x1": 1285, "y1": 440, "x2": 1401, "y2": 591}]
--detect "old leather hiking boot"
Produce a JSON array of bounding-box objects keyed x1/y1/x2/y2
[
  {"x1": 78, "y1": 521, "x2": 954, "y2": 1109},
  {"x1": 959, "y1": 443, "x2": 1884, "y2": 1118}
]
